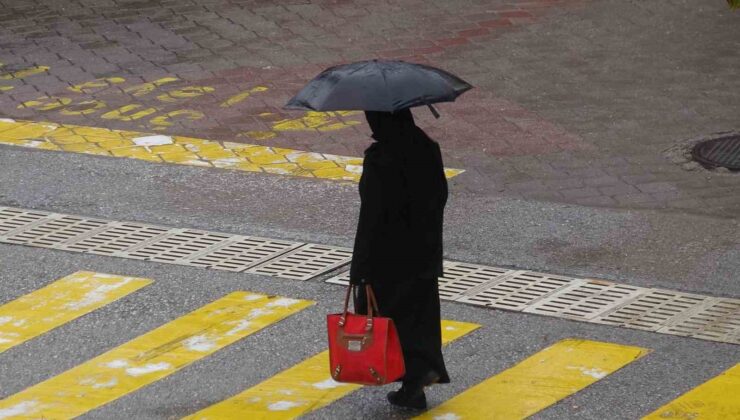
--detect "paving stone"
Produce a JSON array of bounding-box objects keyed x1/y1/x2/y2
[
  {"x1": 0, "y1": 0, "x2": 735, "y2": 218},
  {"x1": 636, "y1": 181, "x2": 680, "y2": 194},
  {"x1": 560, "y1": 187, "x2": 601, "y2": 199},
  {"x1": 572, "y1": 195, "x2": 619, "y2": 207},
  {"x1": 598, "y1": 183, "x2": 641, "y2": 197}
]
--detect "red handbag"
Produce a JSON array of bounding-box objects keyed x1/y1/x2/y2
[{"x1": 327, "y1": 285, "x2": 405, "y2": 385}]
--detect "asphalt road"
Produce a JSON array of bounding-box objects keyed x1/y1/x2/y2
[{"x1": 0, "y1": 145, "x2": 738, "y2": 419}]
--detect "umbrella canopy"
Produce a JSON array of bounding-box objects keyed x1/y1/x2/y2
[{"x1": 284, "y1": 60, "x2": 472, "y2": 116}]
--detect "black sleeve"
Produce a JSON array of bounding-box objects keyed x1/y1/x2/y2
[
  {"x1": 434, "y1": 143, "x2": 448, "y2": 207},
  {"x1": 349, "y1": 159, "x2": 384, "y2": 285}
]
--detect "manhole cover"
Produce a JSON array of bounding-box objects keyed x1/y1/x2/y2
[{"x1": 692, "y1": 135, "x2": 740, "y2": 170}]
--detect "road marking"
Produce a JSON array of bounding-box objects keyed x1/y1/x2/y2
[
  {"x1": 68, "y1": 77, "x2": 126, "y2": 94},
  {"x1": 0, "y1": 65, "x2": 49, "y2": 80},
  {"x1": 0, "y1": 119, "x2": 464, "y2": 181},
  {"x1": 220, "y1": 86, "x2": 269, "y2": 108},
  {"x1": 242, "y1": 110, "x2": 361, "y2": 141},
  {"x1": 415, "y1": 338, "x2": 649, "y2": 420},
  {"x1": 0, "y1": 271, "x2": 151, "y2": 353},
  {"x1": 123, "y1": 77, "x2": 179, "y2": 96},
  {"x1": 642, "y1": 363, "x2": 740, "y2": 419},
  {"x1": 183, "y1": 320, "x2": 480, "y2": 420},
  {"x1": 0, "y1": 292, "x2": 314, "y2": 419}
]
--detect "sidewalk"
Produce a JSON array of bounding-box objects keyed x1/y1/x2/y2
[{"x1": 2, "y1": 0, "x2": 736, "y2": 218}]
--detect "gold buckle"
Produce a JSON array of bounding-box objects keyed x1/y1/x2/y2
[
  {"x1": 369, "y1": 367, "x2": 383, "y2": 384},
  {"x1": 332, "y1": 364, "x2": 342, "y2": 379}
]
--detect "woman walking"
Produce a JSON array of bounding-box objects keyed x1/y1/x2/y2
[{"x1": 350, "y1": 109, "x2": 449, "y2": 410}]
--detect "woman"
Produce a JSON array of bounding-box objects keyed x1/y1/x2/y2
[{"x1": 349, "y1": 108, "x2": 449, "y2": 410}]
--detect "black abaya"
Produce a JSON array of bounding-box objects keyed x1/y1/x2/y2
[{"x1": 349, "y1": 109, "x2": 449, "y2": 385}]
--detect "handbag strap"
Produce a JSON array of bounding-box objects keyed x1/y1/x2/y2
[{"x1": 339, "y1": 284, "x2": 380, "y2": 331}]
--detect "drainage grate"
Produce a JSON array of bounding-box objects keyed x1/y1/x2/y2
[
  {"x1": 63, "y1": 222, "x2": 170, "y2": 256},
  {"x1": 325, "y1": 271, "x2": 350, "y2": 286},
  {"x1": 1, "y1": 215, "x2": 109, "y2": 248},
  {"x1": 124, "y1": 229, "x2": 232, "y2": 263},
  {"x1": 658, "y1": 298, "x2": 740, "y2": 344},
  {"x1": 438, "y1": 262, "x2": 517, "y2": 301},
  {"x1": 0, "y1": 208, "x2": 312, "y2": 280},
  {"x1": 187, "y1": 236, "x2": 302, "y2": 272},
  {"x1": 0, "y1": 207, "x2": 52, "y2": 237},
  {"x1": 2, "y1": 206, "x2": 739, "y2": 345},
  {"x1": 457, "y1": 271, "x2": 577, "y2": 311},
  {"x1": 324, "y1": 261, "x2": 516, "y2": 301},
  {"x1": 246, "y1": 244, "x2": 353, "y2": 281},
  {"x1": 692, "y1": 134, "x2": 740, "y2": 170},
  {"x1": 522, "y1": 280, "x2": 647, "y2": 321},
  {"x1": 592, "y1": 289, "x2": 713, "y2": 332}
]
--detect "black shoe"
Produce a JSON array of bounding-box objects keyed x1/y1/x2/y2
[
  {"x1": 387, "y1": 385, "x2": 427, "y2": 410},
  {"x1": 387, "y1": 370, "x2": 442, "y2": 410}
]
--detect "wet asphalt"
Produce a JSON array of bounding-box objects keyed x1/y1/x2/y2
[{"x1": 0, "y1": 145, "x2": 738, "y2": 419}]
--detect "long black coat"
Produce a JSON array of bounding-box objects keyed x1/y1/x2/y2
[
  {"x1": 349, "y1": 110, "x2": 450, "y2": 384},
  {"x1": 349, "y1": 122, "x2": 448, "y2": 283}
]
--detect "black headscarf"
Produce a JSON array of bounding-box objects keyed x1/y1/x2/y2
[
  {"x1": 365, "y1": 109, "x2": 417, "y2": 145},
  {"x1": 352, "y1": 106, "x2": 447, "y2": 281}
]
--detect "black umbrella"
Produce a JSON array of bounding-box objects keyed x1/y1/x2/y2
[{"x1": 284, "y1": 60, "x2": 472, "y2": 118}]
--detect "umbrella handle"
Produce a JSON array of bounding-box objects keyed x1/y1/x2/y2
[{"x1": 427, "y1": 104, "x2": 440, "y2": 119}]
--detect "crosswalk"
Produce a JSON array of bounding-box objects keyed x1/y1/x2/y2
[
  {"x1": 0, "y1": 271, "x2": 737, "y2": 419},
  {"x1": 415, "y1": 339, "x2": 648, "y2": 420},
  {"x1": 0, "y1": 271, "x2": 151, "y2": 353},
  {"x1": 185, "y1": 320, "x2": 479, "y2": 419}
]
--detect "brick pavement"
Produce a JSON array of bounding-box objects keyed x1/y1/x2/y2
[{"x1": 0, "y1": 0, "x2": 738, "y2": 217}]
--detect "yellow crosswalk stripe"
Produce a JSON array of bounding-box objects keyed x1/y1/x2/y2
[
  {"x1": 0, "y1": 119, "x2": 464, "y2": 182},
  {"x1": 642, "y1": 363, "x2": 740, "y2": 419},
  {"x1": 0, "y1": 292, "x2": 314, "y2": 419},
  {"x1": 183, "y1": 320, "x2": 480, "y2": 420},
  {"x1": 0, "y1": 271, "x2": 151, "y2": 353},
  {"x1": 415, "y1": 338, "x2": 649, "y2": 420}
]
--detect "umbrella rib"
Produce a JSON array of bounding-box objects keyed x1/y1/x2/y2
[{"x1": 380, "y1": 64, "x2": 391, "y2": 109}]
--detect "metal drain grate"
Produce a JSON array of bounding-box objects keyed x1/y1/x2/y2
[
  {"x1": 0, "y1": 207, "x2": 51, "y2": 237},
  {"x1": 246, "y1": 244, "x2": 353, "y2": 281},
  {"x1": 438, "y1": 262, "x2": 517, "y2": 301},
  {"x1": 2, "y1": 206, "x2": 739, "y2": 345},
  {"x1": 124, "y1": 229, "x2": 231, "y2": 263},
  {"x1": 457, "y1": 271, "x2": 577, "y2": 311},
  {"x1": 658, "y1": 298, "x2": 740, "y2": 344},
  {"x1": 325, "y1": 271, "x2": 350, "y2": 286},
  {"x1": 187, "y1": 236, "x2": 302, "y2": 272},
  {"x1": 63, "y1": 222, "x2": 170, "y2": 256},
  {"x1": 0, "y1": 208, "x2": 317, "y2": 280},
  {"x1": 324, "y1": 261, "x2": 516, "y2": 301},
  {"x1": 692, "y1": 134, "x2": 740, "y2": 170},
  {"x1": 1, "y1": 215, "x2": 109, "y2": 248},
  {"x1": 522, "y1": 280, "x2": 647, "y2": 321},
  {"x1": 592, "y1": 289, "x2": 713, "y2": 332}
]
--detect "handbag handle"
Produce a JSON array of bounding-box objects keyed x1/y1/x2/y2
[{"x1": 339, "y1": 284, "x2": 380, "y2": 331}]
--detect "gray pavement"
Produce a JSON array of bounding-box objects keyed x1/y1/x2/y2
[
  {"x1": 1, "y1": 242, "x2": 738, "y2": 420},
  {"x1": 0, "y1": 0, "x2": 739, "y2": 418},
  {"x1": 2, "y1": 146, "x2": 738, "y2": 298},
  {"x1": 1, "y1": 137, "x2": 739, "y2": 419}
]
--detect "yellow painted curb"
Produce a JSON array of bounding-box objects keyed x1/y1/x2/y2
[{"x1": 0, "y1": 119, "x2": 465, "y2": 182}]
